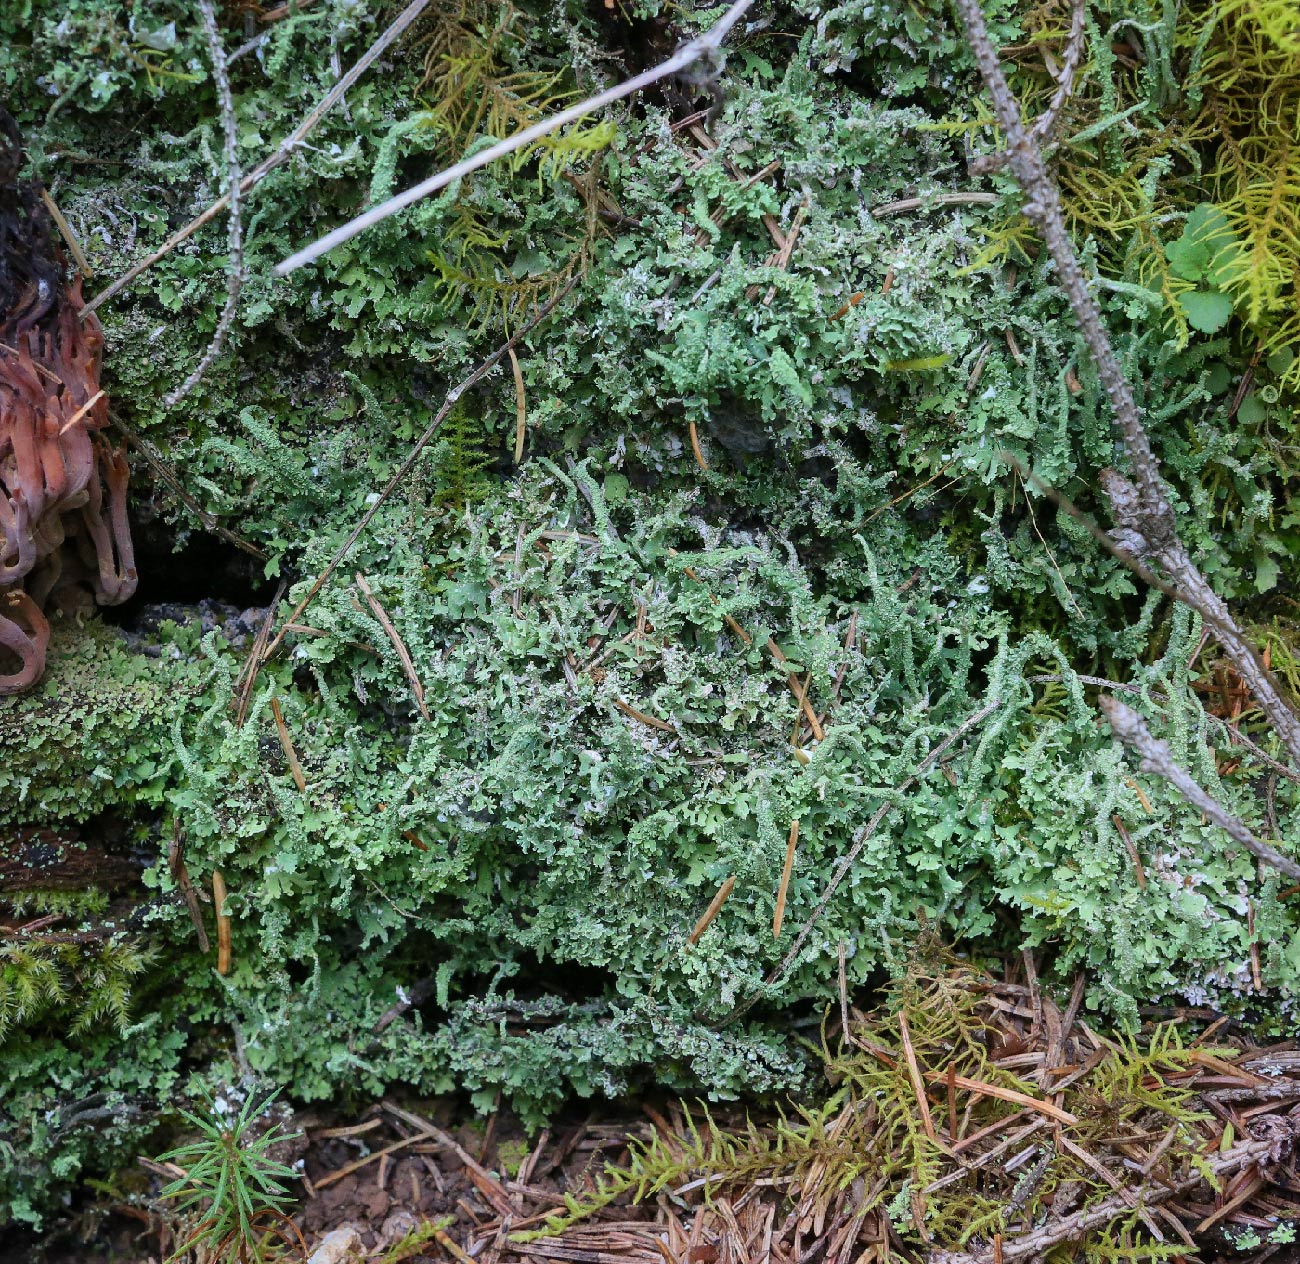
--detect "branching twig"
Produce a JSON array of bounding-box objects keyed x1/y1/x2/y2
[
  {"x1": 951, "y1": 0, "x2": 1300, "y2": 770},
  {"x1": 83, "y1": 0, "x2": 432, "y2": 315},
  {"x1": 261, "y1": 277, "x2": 578, "y2": 660},
  {"x1": 164, "y1": 0, "x2": 241, "y2": 409},
  {"x1": 273, "y1": 0, "x2": 758, "y2": 274},
  {"x1": 928, "y1": 1129, "x2": 1294, "y2": 1264},
  {"x1": 1028, "y1": 0, "x2": 1087, "y2": 144},
  {"x1": 1100, "y1": 696, "x2": 1300, "y2": 880}
]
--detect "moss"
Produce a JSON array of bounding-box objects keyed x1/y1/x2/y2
[{"x1": 0, "y1": 0, "x2": 1297, "y2": 1228}]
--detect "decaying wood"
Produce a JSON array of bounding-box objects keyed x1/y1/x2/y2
[
  {"x1": 0, "y1": 828, "x2": 142, "y2": 893},
  {"x1": 0, "y1": 109, "x2": 136, "y2": 693}
]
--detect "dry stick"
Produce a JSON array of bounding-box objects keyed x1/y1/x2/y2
[
  {"x1": 509, "y1": 346, "x2": 528, "y2": 464},
  {"x1": 262, "y1": 280, "x2": 576, "y2": 660},
  {"x1": 951, "y1": 0, "x2": 1300, "y2": 770},
  {"x1": 871, "y1": 192, "x2": 999, "y2": 217},
  {"x1": 39, "y1": 188, "x2": 91, "y2": 276},
  {"x1": 108, "y1": 413, "x2": 265, "y2": 559},
  {"x1": 929, "y1": 1133, "x2": 1285, "y2": 1264},
  {"x1": 1100, "y1": 696, "x2": 1300, "y2": 880},
  {"x1": 1028, "y1": 0, "x2": 1087, "y2": 144},
  {"x1": 720, "y1": 699, "x2": 1001, "y2": 1026},
  {"x1": 164, "y1": 0, "x2": 241, "y2": 410},
  {"x1": 355, "y1": 572, "x2": 431, "y2": 720},
  {"x1": 275, "y1": 0, "x2": 758, "y2": 274},
  {"x1": 84, "y1": 0, "x2": 433, "y2": 315},
  {"x1": 773, "y1": 819, "x2": 799, "y2": 939},
  {"x1": 269, "y1": 698, "x2": 308, "y2": 793}
]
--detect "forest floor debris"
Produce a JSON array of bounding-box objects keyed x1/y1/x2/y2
[{"x1": 24, "y1": 951, "x2": 1300, "y2": 1264}]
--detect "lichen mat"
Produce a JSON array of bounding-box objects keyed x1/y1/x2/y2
[{"x1": 0, "y1": 109, "x2": 136, "y2": 693}]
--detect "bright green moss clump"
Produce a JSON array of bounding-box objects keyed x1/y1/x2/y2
[{"x1": 1, "y1": 0, "x2": 1297, "y2": 1228}]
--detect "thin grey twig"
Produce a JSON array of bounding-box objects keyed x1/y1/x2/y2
[
  {"x1": 83, "y1": 0, "x2": 432, "y2": 315},
  {"x1": 261, "y1": 277, "x2": 579, "y2": 661},
  {"x1": 274, "y1": 0, "x2": 758, "y2": 274},
  {"x1": 951, "y1": 0, "x2": 1300, "y2": 770},
  {"x1": 164, "y1": 0, "x2": 241, "y2": 409},
  {"x1": 931, "y1": 1132, "x2": 1292, "y2": 1264},
  {"x1": 1100, "y1": 695, "x2": 1300, "y2": 881},
  {"x1": 1029, "y1": 0, "x2": 1087, "y2": 143},
  {"x1": 1026, "y1": 675, "x2": 1300, "y2": 783}
]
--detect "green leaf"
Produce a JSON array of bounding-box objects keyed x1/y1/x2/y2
[{"x1": 1177, "y1": 289, "x2": 1233, "y2": 334}]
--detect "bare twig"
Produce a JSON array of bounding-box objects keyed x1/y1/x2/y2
[
  {"x1": 84, "y1": 0, "x2": 433, "y2": 314},
  {"x1": 872, "y1": 191, "x2": 1000, "y2": 217},
  {"x1": 274, "y1": 0, "x2": 757, "y2": 274},
  {"x1": 1101, "y1": 695, "x2": 1300, "y2": 880},
  {"x1": 262, "y1": 278, "x2": 577, "y2": 659},
  {"x1": 164, "y1": 0, "x2": 241, "y2": 409},
  {"x1": 39, "y1": 188, "x2": 91, "y2": 276},
  {"x1": 951, "y1": 0, "x2": 1300, "y2": 770},
  {"x1": 1028, "y1": 0, "x2": 1087, "y2": 143},
  {"x1": 929, "y1": 1132, "x2": 1292, "y2": 1264}
]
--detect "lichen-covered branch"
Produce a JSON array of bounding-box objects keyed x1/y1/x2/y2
[
  {"x1": 1099, "y1": 695, "x2": 1300, "y2": 880},
  {"x1": 950, "y1": 0, "x2": 1300, "y2": 770}
]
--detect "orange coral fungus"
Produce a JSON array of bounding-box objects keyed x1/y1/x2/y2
[{"x1": 0, "y1": 109, "x2": 135, "y2": 693}]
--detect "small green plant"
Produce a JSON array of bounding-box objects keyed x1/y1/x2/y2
[{"x1": 156, "y1": 1089, "x2": 302, "y2": 1264}]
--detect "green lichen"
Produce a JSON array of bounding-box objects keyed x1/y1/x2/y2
[{"x1": 0, "y1": 0, "x2": 1297, "y2": 1229}]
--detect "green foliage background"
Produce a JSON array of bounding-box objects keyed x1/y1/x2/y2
[{"x1": 1, "y1": 0, "x2": 1298, "y2": 1227}]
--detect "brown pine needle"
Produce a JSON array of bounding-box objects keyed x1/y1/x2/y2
[
  {"x1": 1125, "y1": 776, "x2": 1153, "y2": 814},
  {"x1": 688, "y1": 420, "x2": 709, "y2": 471},
  {"x1": 211, "y1": 869, "x2": 231, "y2": 975},
  {"x1": 897, "y1": 1010, "x2": 937, "y2": 1142},
  {"x1": 613, "y1": 698, "x2": 677, "y2": 733},
  {"x1": 773, "y1": 820, "x2": 799, "y2": 939},
  {"x1": 688, "y1": 875, "x2": 736, "y2": 945},
  {"x1": 40, "y1": 188, "x2": 92, "y2": 276},
  {"x1": 1111, "y1": 814, "x2": 1146, "y2": 890},
  {"x1": 269, "y1": 698, "x2": 307, "y2": 792},
  {"x1": 509, "y1": 346, "x2": 527, "y2": 464},
  {"x1": 921, "y1": 1069, "x2": 1079, "y2": 1125},
  {"x1": 57, "y1": 390, "x2": 105, "y2": 435},
  {"x1": 767, "y1": 638, "x2": 825, "y2": 742},
  {"x1": 355, "y1": 572, "x2": 431, "y2": 721}
]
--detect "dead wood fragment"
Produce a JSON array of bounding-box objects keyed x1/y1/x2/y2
[
  {"x1": 949, "y1": 0, "x2": 1300, "y2": 770},
  {"x1": 0, "y1": 108, "x2": 136, "y2": 693}
]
